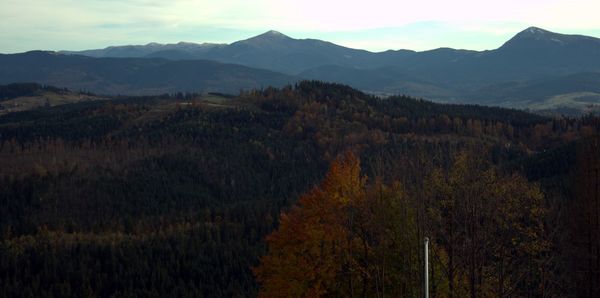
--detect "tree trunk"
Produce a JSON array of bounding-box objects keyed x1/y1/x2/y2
[{"x1": 498, "y1": 255, "x2": 504, "y2": 298}]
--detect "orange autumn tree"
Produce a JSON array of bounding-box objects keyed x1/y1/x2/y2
[
  {"x1": 254, "y1": 152, "x2": 420, "y2": 297},
  {"x1": 254, "y1": 152, "x2": 364, "y2": 297}
]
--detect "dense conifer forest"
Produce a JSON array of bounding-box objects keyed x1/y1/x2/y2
[{"x1": 0, "y1": 81, "x2": 599, "y2": 297}]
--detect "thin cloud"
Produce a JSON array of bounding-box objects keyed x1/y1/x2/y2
[{"x1": 1, "y1": 0, "x2": 599, "y2": 53}]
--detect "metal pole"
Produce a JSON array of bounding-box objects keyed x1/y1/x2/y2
[{"x1": 424, "y1": 237, "x2": 429, "y2": 298}]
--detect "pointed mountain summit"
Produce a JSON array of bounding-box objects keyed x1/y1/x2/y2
[
  {"x1": 500, "y1": 26, "x2": 600, "y2": 50},
  {"x1": 211, "y1": 30, "x2": 391, "y2": 73},
  {"x1": 246, "y1": 30, "x2": 293, "y2": 41},
  {"x1": 232, "y1": 30, "x2": 295, "y2": 49},
  {"x1": 258, "y1": 30, "x2": 291, "y2": 39},
  {"x1": 501, "y1": 27, "x2": 564, "y2": 49},
  {"x1": 514, "y1": 26, "x2": 553, "y2": 39}
]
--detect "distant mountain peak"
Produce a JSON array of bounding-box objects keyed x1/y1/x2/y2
[
  {"x1": 522, "y1": 26, "x2": 551, "y2": 36},
  {"x1": 500, "y1": 26, "x2": 600, "y2": 52},
  {"x1": 146, "y1": 42, "x2": 162, "y2": 46},
  {"x1": 233, "y1": 30, "x2": 294, "y2": 49},
  {"x1": 500, "y1": 26, "x2": 566, "y2": 49},
  {"x1": 511, "y1": 26, "x2": 558, "y2": 41},
  {"x1": 263, "y1": 30, "x2": 287, "y2": 37},
  {"x1": 248, "y1": 30, "x2": 292, "y2": 41}
]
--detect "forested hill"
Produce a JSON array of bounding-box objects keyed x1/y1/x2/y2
[{"x1": 0, "y1": 81, "x2": 599, "y2": 297}]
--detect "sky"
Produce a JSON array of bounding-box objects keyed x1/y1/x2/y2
[{"x1": 1, "y1": 0, "x2": 600, "y2": 53}]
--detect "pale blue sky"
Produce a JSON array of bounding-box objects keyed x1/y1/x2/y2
[{"x1": 1, "y1": 0, "x2": 600, "y2": 53}]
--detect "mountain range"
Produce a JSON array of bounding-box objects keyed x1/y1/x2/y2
[{"x1": 3, "y1": 27, "x2": 600, "y2": 113}]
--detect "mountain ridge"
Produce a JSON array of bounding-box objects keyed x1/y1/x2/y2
[
  {"x1": 57, "y1": 27, "x2": 600, "y2": 78},
  {"x1": 3, "y1": 27, "x2": 600, "y2": 113},
  {"x1": 59, "y1": 27, "x2": 600, "y2": 59}
]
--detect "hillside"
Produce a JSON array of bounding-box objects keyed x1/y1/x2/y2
[
  {"x1": 0, "y1": 81, "x2": 598, "y2": 297},
  {"x1": 0, "y1": 83, "x2": 102, "y2": 116},
  {"x1": 0, "y1": 51, "x2": 297, "y2": 95},
  {"x1": 466, "y1": 72, "x2": 600, "y2": 114}
]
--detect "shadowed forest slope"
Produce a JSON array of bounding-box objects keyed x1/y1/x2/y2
[{"x1": 0, "y1": 81, "x2": 599, "y2": 297}]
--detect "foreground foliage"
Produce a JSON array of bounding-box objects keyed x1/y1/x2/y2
[{"x1": 256, "y1": 152, "x2": 548, "y2": 297}]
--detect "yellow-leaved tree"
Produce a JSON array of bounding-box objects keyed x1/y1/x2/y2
[
  {"x1": 425, "y1": 152, "x2": 548, "y2": 298},
  {"x1": 254, "y1": 152, "x2": 420, "y2": 297},
  {"x1": 254, "y1": 152, "x2": 364, "y2": 297}
]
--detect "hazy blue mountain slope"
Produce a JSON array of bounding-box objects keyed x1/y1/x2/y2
[{"x1": 0, "y1": 51, "x2": 297, "y2": 95}]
